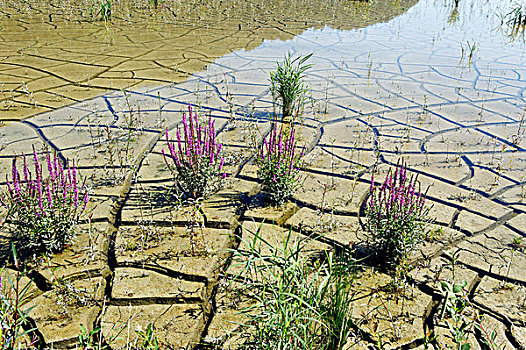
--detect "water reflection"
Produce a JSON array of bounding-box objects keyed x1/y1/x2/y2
[{"x1": 0, "y1": 0, "x2": 416, "y2": 120}]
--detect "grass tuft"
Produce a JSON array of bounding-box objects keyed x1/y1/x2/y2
[
  {"x1": 227, "y1": 224, "x2": 358, "y2": 350},
  {"x1": 269, "y1": 53, "x2": 312, "y2": 120}
]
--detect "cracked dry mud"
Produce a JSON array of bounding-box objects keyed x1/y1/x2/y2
[{"x1": 1, "y1": 0, "x2": 526, "y2": 349}]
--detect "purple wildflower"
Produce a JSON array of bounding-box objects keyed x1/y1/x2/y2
[
  {"x1": 162, "y1": 105, "x2": 225, "y2": 198},
  {"x1": 364, "y1": 160, "x2": 430, "y2": 266},
  {"x1": 1, "y1": 148, "x2": 89, "y2": 253},
  {"x1": 256, "y1": 122, "x2": 302, "y2": 205}
]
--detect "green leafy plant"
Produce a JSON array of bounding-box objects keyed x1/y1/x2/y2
[
  {"x1": 461, "y1": 41, "x2": 477, "y2": 65},
  {"x1": 511, "y1": 236, "x2": 524, "y2": 249},
  {"x1": 77, "y1": 325, "x2": 107, "y2": 350},
  {"x1": 1, "y1": 148, "x2": 89, "y2": 256},
  {"x1": 317, "y1": 253, "x2": 357, "y2": 350},
  {"x1": 255, "y1": 122, "x2": 303, "y2": 206},
  {"x1": 136, "y1": 323, "x2": 159, "y2": 350},
  {"x1": 0, "y1": 245, "x2": 37, "y2": 350},
  {"x1": 269, "y1": 53, "x2": 312, "y2": 120},
  {"x1": 76, "y1": 322, "x2": 160, "y2": 349},
  {"x1": 228, "y1": 225, "x2": 356, "y2": 349},
  {"x1": 162, "y1": 105, "x2": 226, "y2": 199},
  {"x1": 90, "y1": 0, "x2": 112, "y2": 21},
  {"x1": 363, "y1": 160, "x2": 431, "y2": 267},
  {"x1": 505, "y1": 2, "x2": 526, "y2": 25},
  {"x1": 436, "y1": 252, "x2": 504, "y2": 350},
  {"x1": 501, "y1": 3, "x2": 526, "y2": 43},
  {"x1": 438, "y1": 279, "x2": 473, "y2": 350}
]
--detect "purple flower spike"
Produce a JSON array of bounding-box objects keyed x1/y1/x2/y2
[
  {"x1": 46, "y1": 184, "x2": 54, "y2": 209},
  {"x1": 1, "y1": 147, "x2": 89, "y2": 253},
  {"x1": 162, "y1": 106, "x2": 225, "y2": 199},
  {"x1": 22, "y1": 155, "x2": 30, "y2": 183},
  {"x1": 256, "y1": 122, "x2": 302, "y2": 205},
  {"x1": 46, "y1": 152, "x2": 54, "y2": 183},
  {"x1": 72, "y1": 165, "x2": 78, "y2": 207},
  {"x1": 12, "y1": 158, "x2": 20, "y2": 197},
  {"x1": 363, "y1": 159, "x2": 430, "y2": 266}
]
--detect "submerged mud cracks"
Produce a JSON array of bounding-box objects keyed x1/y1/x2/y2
[{"x1": 0, "y1": 0, "x2": 415, "y2": 120}]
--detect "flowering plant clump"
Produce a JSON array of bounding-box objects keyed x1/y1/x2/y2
[
  {"x1": 364, "y1": 160, "x2": 430, "y2": 267},
  {"x1": 256, "y1": 123, "x2": 303, "y2": 206},
  {"x1": 1, "y1": 148, "x2": 89, "y2": 255},
  {"x1": 162, "y1": 105, "x2": 225, "y2": 199}
]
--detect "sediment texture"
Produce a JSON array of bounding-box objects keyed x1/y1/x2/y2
[{"x1": 0, "y1": 0, "x2": 525, "y2": 348}]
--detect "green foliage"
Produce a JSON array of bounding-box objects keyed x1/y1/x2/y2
[
  {"x1": 77, "y1": 325, "x2": 105, "y2": 350},
  {"x1": 76, "y1": 322, "x2": 160, "y2": 349},
  {"x1": 506, "y1": 2, "x2": 526, "y2": 25},
  {"x1": 162, "y1": 105, "x2": 225, "y2": 199},
  {"x1": 438, "y1": 280, "x2": 472, "y2": 350},
  {"x1": 0, "y1": 149, "x2": 89, "y2": 257},
  {"x1": 317, "y1": 255, "x2": 356, "y2": 350},
  {"x1": 255, "y1": 122, "x2": 302, "y2": 206},
  {"x1": 0, "y1": 245, "x2": 37, "y2": 350},
  {"x1": 229, "y1": 225, "x2": 356, "y2": 350},
  {"x1": 90, "y1": 0, "x2": 112, "y2": 21},
  {"x1": 136, "y1": 323, "x2": 159, "y2": 350},
  {"x1": 363, "y1": 161, "x2": 431, "y2": 267},
  {"x1": 269, "y1": 53, "x2": 312, "y2": 119},
  {"x1": 512, "y1": 236, "x2": 524, "y2": 249},
  {"x1": 437, "y1": 274, "x2": 504, "y2": 350}
]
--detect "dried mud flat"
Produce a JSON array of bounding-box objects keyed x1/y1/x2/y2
[{"x1": 1, "y1": 0, "x2": 526, "y2": 349}]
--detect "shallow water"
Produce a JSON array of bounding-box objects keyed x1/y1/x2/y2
[
  {"x1": 188, "y1": 0, "x2": 526, "y2": 210},
  {"x1": 0, "y1": 0, "x2": 414, "y2": 119},
  {"x1": 2, "y1": 0, "x2": 524, "y2": 204},
  {"x1": 204, "y1": 0, "x2": 525, "y2": 117}
]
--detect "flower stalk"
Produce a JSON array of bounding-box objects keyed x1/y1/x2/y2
[
  {"x1": 256, "y1": 122, "x2": 303, "y2": 206},
  {"x1": 1, "y1": 147, "x2": 89, "y2": 255},
  {"x1": 162, "y1": 105, "x2": 225, "y2": 199},
  {"x1": 364, "y1": 160, "x2": 430, "y2": 267}
]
